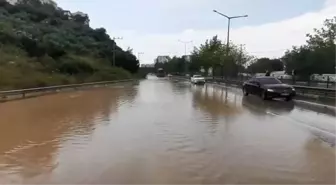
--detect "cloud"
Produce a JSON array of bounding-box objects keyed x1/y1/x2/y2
[
  {"x1": 112, "y1": 0, "x2": 335, "y2": 64},
  {"x1": 55, "y1": 0, "x2": 335, "y2": 64},
  {"x1": 325, "y1": 0, "x2": 336, "y2": 7}
]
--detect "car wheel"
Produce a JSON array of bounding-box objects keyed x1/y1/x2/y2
[
  {"x1": 243, "y1": 88, "x2": 248, "y2": 96},
  {"x1": 285, "y1": 96, "x2": 292, "y2": 101}
]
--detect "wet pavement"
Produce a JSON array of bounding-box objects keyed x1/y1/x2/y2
[{"x1": 0, "y1": 76, "x2": 334, "y2": 184}]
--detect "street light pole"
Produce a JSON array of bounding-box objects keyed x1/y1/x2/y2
[
  {"x1": 213, "y1": 10, "x2": 248, "y2": 78},
  {"x1": 178, "y1": 40, "x2": 193, "y2": 75},
  {"x1": 178, "y1": 40, "x2": 193, "y2": 56},
  {"x1": 113, "y1": 37, "x2": 123, "y2": 66},
  {"x1": 226, "y1": 18, "x2": 231, "y2": 54},
  {"x1": 213, "y1": 10, "x2": 248, "y2": 51}
]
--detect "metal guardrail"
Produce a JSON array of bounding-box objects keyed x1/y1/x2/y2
[
  {"x1": 208, "y1": 77, "x2": 335, "y2": 97},
  {"x1": 172, "y1": 76, "x2": 336, "y2": 98},
  {"x1": 0, "y1": 79, "x2": 134, "y2": 100},
  {"x1": 291, "y1": 85, "x2": 335, "y2": 98}
]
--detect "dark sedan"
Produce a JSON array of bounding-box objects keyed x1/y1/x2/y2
[{"x1": 242, "y1": 77, "x2": 296, "y2": 101}]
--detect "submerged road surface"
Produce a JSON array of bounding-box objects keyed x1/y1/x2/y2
[{"x1": 0, "y1": 77, "x2": 335, "y2": 184}]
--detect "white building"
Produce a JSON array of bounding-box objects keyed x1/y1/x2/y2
[
  {"x1": 270, "y1": 71, "x2": 292, "y2": 79},
  {"x1": 140, "y1": 64, "x2": 155, "y2": 68},
  {"x1": 155, "y1": 56, "x2": 170, "y2": 63}
]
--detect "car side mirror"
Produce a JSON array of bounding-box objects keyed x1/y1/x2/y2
[{"x1": 256, "y1": 82, "x2": 261, "y2": 87}]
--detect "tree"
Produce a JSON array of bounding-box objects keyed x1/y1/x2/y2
[
  {"x1": 282, "y1": 16, "x2": 336, "y2": 78},
  {"x1": 0, "y1": 0, "x2": 139, "y2": 89},
  {"x1": 0, "y1": 0, "x2": 139, "y2": 74},
  {"x1": 189, "y1": 36, "x2": 251, "y2": 76},
  {"x1": 247, "y1": 58, "x2": 284, "y2": 73},
  {"x1": 161, "y1": 36, "x2": 251, "y2": 76}
]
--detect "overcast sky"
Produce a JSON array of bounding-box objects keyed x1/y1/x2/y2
[{"x1": 55, "y1": 0, "x2": 336, "y2": 64}]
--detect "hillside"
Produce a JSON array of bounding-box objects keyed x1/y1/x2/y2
[{"x1": 0, "y1": 0, "x2": 139, "y2": 90}]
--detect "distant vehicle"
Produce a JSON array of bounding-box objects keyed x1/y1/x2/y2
[
  {"x1": 242, "y1": 77, "x2": 296, "y2": 101},
  {"x1": 156, "y1": 68, "x2": 165, "y2": 77},
  {"x1": 277, "y1": 74, "x2": 292, "y2": 80},
  {"x1": 270, "y1": 71, "x2": 293, "y2": 79},
  {"x1": 167, "y1": 74, "x2": 172, "y2": 78},
  {"x1": 255, "y1": 73, "x2": 265, "y2": 77},
  {"x1": 191, "y1": 75, "x2": 205, "y2": 84}
]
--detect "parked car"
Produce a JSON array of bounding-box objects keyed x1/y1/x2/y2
[
  {"x1": 191, "y1": 75, "x2": 205, "y2": 84},
  {"x1": 242, "y1": 77, "x2": 296, "y2": 101}
]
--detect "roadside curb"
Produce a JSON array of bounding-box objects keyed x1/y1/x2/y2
[{"x1": 293, "y1": 99, "x2": 336, "y2": 112}]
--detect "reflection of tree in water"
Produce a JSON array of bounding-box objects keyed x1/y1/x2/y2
[
  {"x1": 170, "y1": 81, "x2": 190, "y2": 94},
  {"x1": 0, "y1": 87, "x2": 126, "y2": 181},
  {"x1": 192, "y1": 85, "x2": 242, "y2": 119},
  {"x1": 191, "y1": 85, "x2": 242, "y2": 134},
  {"x1": 242, "y1": 96, "x2": 294, "y2": 116}
]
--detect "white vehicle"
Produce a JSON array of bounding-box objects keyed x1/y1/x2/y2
[
  {"x1": 190, "y1": 75, "x2": 205, "y2": 84},
  {"x1": 255, "y1": 73, "x2": 265, "y2": 77}
]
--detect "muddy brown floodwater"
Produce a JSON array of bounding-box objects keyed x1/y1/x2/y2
[{"x1": 0, "y1": 77, "x2": 335, "y2": 184}]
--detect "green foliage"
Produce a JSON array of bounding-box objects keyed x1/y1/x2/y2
[
  {"x1": 161, "y1": 36, "x2": 252, "y2": 76},
  {"x1": 247, "y1": 58, "x2": 284, "y2": 73},
  {"x1": 155, "y1": 56, "x2": 186, "y2": 74},
  {"x1": 282, "y1": 17, "x2": 336, "y2": 78},
  {"x1": 0, "y1": 0, "x2": 137, "y2": 89},
  {"x1": 0, "y1": 45, "x2": 131, "y2": 89}
]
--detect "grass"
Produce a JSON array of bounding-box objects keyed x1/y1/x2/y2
[{"x1": 0, "y1": 45, "x2": 132, "y2": 90}]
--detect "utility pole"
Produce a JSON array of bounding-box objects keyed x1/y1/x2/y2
[
  {"x1": 178, "y1": 40, "x2": 193, "y2": 75},
  {"x1": 213, "y1": 10, "x2": 248, "y2": 77},
  {"x1": 112, "y1": 37, "x2": 123, "y2": 66}
]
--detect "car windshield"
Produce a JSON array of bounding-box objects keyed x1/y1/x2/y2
[
  {"x1": 193, "y1": 75, "x2": 202, "y2": 78},
  {"x1": 258, "y1": 77, "x2": 282, "y2": 84}
]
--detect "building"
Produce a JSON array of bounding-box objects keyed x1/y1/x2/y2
[
  {"x1": 182, "y1": 55, "x2": 191, "y2": 62},
  {"x1": 154, "y1": 56, "x2": 170, "y2": 64},
  {"x1": 140, "y1": 64, "x2": 155, "y2": 68},
  {"x1": 72, "y1": 11, "x2": 88, "y2": 17}
]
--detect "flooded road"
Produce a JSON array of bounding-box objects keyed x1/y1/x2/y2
[{"x1": 0, "y1": 77, "x2": 335, "y2": 184}]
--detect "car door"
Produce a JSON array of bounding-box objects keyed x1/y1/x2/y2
[
  {"x1": 244, "y1": 78, "x2": 255, "y2": 94},
  {"x1": 253, "y1": 79, "x2": 263, "y2": 95},
  {"x1": 249, "y1": 79, "x2": 260, "y2": 95}
]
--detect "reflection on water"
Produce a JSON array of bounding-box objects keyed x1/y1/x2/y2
[
  {"x1": 0, "y1": 84, "x2": 134, "y2": 183},
  {"x1": 242, "y1": 96, "x2": 295, "y2": 116},
  {"x1": 191, "y1": 85, "x2": 242, "y2": 117},
  {"x1": 0, "y1": 79, "x2": 334, "y2": 184}
]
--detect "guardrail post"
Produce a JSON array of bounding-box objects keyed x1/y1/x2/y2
[
  {"x1": 327, "y1": 76, "x2": 330, "y2": 88},
  {"x1": 292, "y1": 75, "x2": 296, "y2": 85},
  {"x1": 22, "y1": 92, "x2": 25, "y2": 98}
]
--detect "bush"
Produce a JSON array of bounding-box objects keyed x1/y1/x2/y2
[
  {"x1": 0, "y1": 45, "x2": 132, "y2": 90},
  {"x1": 0, "y1": 0, "x2": 140, "y2": 75}
]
